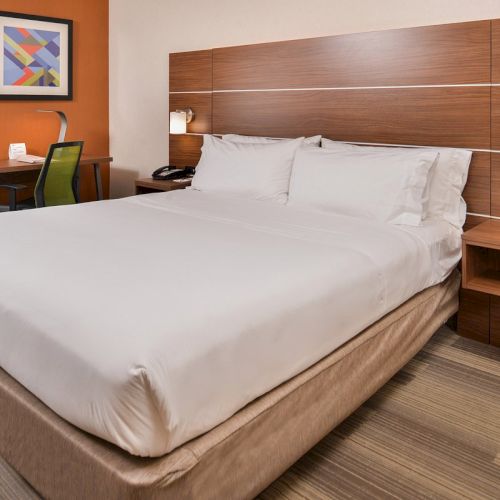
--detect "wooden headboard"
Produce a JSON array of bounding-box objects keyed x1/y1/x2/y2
[{"x1": 169, "y1": 19, "x2": 500, "y2": 344}]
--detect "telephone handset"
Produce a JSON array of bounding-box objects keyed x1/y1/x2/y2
[{"x1": 152, "y1": 166, "x2": 195, "y2": 181}]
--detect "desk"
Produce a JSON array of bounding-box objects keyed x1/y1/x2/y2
[{"x1": 0, "y1": 154, "x2": 113, "y2": 201}]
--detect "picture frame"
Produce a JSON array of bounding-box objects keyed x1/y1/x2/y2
[{"x1": 0, "y1": 11, "x2": 72, "y2": 100}]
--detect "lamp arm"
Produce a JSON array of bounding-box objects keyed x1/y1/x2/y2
[
  {"x1": 55, "y1": 111, "x2": 68, "y2": 142},
  {"x1": 36, "y1": 110, "x2": 68, "y2": 142}
]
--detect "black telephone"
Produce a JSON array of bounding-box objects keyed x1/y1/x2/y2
[{"x1": 152, "y1": 166, "x2": 195, "y2": 181}]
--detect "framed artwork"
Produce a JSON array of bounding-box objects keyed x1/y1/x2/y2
[{"x1": 0, "y1": 11, "x2": 72, "y2": 100}]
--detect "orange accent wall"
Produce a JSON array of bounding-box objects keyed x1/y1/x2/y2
[{"x1": 0, "y1": 0, "x2": 109, "y2": 201}]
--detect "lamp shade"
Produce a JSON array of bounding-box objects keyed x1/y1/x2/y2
[{"x1": 170, "y1": 111, "x2": 187, "y2": 134}]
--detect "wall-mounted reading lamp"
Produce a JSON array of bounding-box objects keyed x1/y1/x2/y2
[
  {"x1": 37, "y1": 109, "x2": 68, "y2": 142},
  {"x1": 169, "y1": 108, "x2": 194, "y2": 134}
]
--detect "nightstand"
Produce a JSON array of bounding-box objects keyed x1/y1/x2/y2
[
  {"x1": 461, "y1": 219, "x2": 500, "y2": 347},
  {"x1": 135, "y1": 177, "x2": 191, "y2": 195},
  {"x1": 462, "y1": 219, "x2": 500, "y2": 295}
]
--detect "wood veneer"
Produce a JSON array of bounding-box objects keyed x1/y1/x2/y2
[
  {"x1": 492, "y1": 88, "x2": 500, "y2": 151},
  {"x1": 463, "y1": 153, "x2": 490, "y2": 216},
  {"x1": 491, "y1": 155, "x2": 500, "y2": 217},
  {"x1": 169, "y1": 50, "x2": 212, "y2": 167},
  {"x1": 213, "y1": 21, "x2": 490, "y2": 90},
  {"x1": 457, "y1": 289, "x2": 490, "y2": 343},
  {"x1": 169, "y1": 93, "x2": 212, "y2": 135},
  {"x1": 462, "y1": 218, "x2": 500, "y2": 247},
  {"x1": 493, "y1": 19, "x2": 500, "y2": 295},
  {"x1": 462, "y1": 220, "x2": 500, "y2": 296},
  {"x1": 463, "y1": 215, "x2": 488, "y2": 231},
  {"x1": 169, "y1": 50, "x2": 212, "y2": 92},
  {"x1": 212, "y1": 88, "x2": 490, "y2": 149},
  {"x1": 493, "y1": 20, "x2": 500, "y2": 83},
  {"x1": 135, "y1": 178, "x2": 191, "y2": 195},
  {"x1": 169, "y1": 135, "x2": 203, "y2": 167},
  {"x1": 489, "y1": 296, "x2": 500, "y2": 347}
]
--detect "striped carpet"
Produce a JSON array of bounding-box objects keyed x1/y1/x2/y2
[{"x1": 1, "y1": 326, "x2": 500, "y2": 500}]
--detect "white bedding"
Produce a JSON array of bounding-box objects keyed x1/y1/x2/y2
[{"x1": 0, "y1": 190, "x2": 461, "y2": 457}]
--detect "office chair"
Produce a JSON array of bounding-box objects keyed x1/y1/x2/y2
[{"x1": 0, "y1": 141, "x2": 84, "y2": 212}]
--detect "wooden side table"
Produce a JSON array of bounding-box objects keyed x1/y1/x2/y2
[
  {"x1": 135, "y1": 177, "x2": 191, "y2": 195},
  {"x1": 461, "y1": 219, "x2": 500, "y2": 347}
]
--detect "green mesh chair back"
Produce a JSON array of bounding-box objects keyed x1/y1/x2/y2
[{"x1": 34, "y1": 141, "x2": 84, "y2": 208}]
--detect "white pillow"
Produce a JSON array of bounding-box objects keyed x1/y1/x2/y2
[
  {"x1": 223, "y1": 134, "x2": 321, "y2": 146},
  {"x1": 321, "y1": 138, "x2": 472, "y2": 228},
  {"x1": 288, "y1": 147, "x2": 438, "y2": 225},
  {"x1": 191, "y1": 134, "x2": 303, "y2": 203}
]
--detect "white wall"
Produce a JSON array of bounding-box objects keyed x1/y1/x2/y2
[{"x1": 109, "y1": 0, "x2": 500, "y2": 197}]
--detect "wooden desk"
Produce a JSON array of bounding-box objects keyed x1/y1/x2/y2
[{"x1": 0, "y1": 154, "x2": 112, "y2": 201}]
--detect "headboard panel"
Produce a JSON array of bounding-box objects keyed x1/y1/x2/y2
[
  {"x1": 212, "y1": 21, "x2": 490, "y2": 89},
  {"x1": 169, "y1": 19, "x2": 499, "y2": 222},
  {"x1": 212, "y1": 88, "x2": 489, "y2": 147},
  {"x1": 170, "y1": 93, "x2": 212, "y2": 134},
  {"x1": 169, "y1": 134, "x2": 204, "y2": 166},
  {"x1": 169, "y1": 19, "x2": 500, "y2": 344},
  {"x1": 169, "y1": 49, "x2": 213, "y2": 167},
  {"x1": 489, "y1": 19, "x2": 500, "y2": 226},
  {"x1": 170, "y1": 49, "x2": 212, "y2": 92},
  {"x1": 492, "y1": 20, "x2": 500, "y2": 82},
  {"x1": 464, "y1": 154, "x2": 490, "y2": 216}
]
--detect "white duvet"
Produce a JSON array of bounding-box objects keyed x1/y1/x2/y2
[{"x1": 0, "y1": 190, "x2": 461, "y2": 457}]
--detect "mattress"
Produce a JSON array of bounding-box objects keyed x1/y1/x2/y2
[
  {"x1": 0, "y1": 190, "x2": 461, "y2": 457},
  {"x1": 0, "y1": 272, "x2": 460, "y2": 500}
]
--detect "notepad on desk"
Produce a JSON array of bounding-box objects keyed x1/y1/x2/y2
[
  {"x1": 15, "y1": 154, "x2": 45, "y2": 164},
  {"x1": 8, "y1": 144, "x2": 45, "y2": 163}
]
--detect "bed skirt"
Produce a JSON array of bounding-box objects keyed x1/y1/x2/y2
[{"x1": 0, "y1": 270, "x2": 460, "y2": 500}]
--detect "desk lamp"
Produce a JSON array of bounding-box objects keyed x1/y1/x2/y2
[{"x1": 37, "y1": 110, "x2": 68, "y2": 142}]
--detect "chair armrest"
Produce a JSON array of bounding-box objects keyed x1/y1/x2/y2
[
  {"x1": 0, "y1": 184, "x2": 27, "y2": 211},
  {"x1": 0, "y1": 184, "x2": 27, "y2": 191}
]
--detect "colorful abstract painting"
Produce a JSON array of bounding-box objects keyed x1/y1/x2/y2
[
  {"x1": 3, "y1": 26, "x2": 60, "y2": 87},
  {"x1": 1, "y1": 12, "x2": 71, "y2": 99}
]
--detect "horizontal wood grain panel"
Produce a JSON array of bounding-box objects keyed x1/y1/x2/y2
[
  {"x1": 491, "y1": 154, "x2": 500, "y2": 217},
  {"x1": 492, "y1": 88, "x2": 500, "y2": 150},
  {"x1": 213, "y1": 21, "x2": 490, "y2": 90},
  {"x1": 213, "y1": 87, "x2": 490, "y2": 148},
  {"x1": 169, "y1": 134, "x2": 203, "y2": 166},
  {"x1": 463, "y1": 152, "x2": 490, "y2": 215},
  {"x1": 493, "y1": 20, "x2": 500, "y2": 82},
  {"x1": 170, "y1": 50, "x2": 212, "y2": 92},
  {"x1": 169, "y1": 93, "x2": 212, "y2": 134}
]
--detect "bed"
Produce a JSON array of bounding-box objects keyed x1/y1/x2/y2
[
  {"x1": 4, "y1": 16, "x2": 495, "y2": 499},
  {"x1": 0, "y1": 188, "x2": 460, "y2": 498}
]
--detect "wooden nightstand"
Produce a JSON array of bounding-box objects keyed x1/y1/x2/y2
[
  {"x1": 462, "y1": 219, "x2": 500, "y2": 295},
  {"x1": 461, "y1": 219, "x2": 500, "y2": 347},
  {"x1": 135, "y1": 177, "x2": 191, "y2": 195}
]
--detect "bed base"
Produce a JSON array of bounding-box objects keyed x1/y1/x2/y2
[{"x1": 0, "y1": 271, "x2": 460, "y2": 499}]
